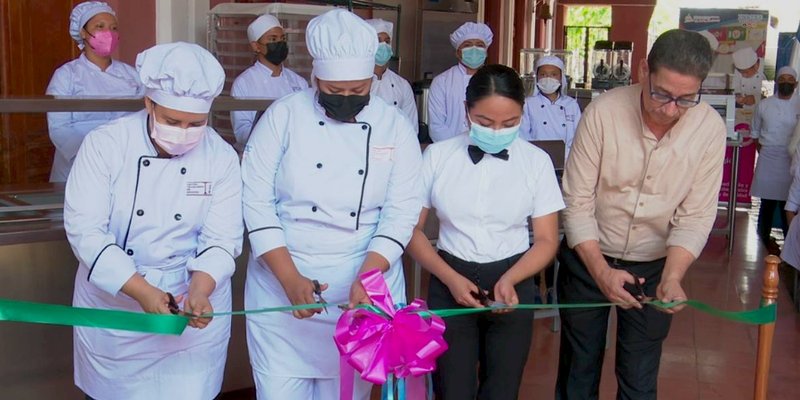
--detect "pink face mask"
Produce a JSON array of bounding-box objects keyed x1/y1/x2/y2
[
  {"x1": 87, "y1": 30, "x2": 119, "y2": 57},
  {"x1": 150, "y1": 116, "x2": 206, "y2": 156}
]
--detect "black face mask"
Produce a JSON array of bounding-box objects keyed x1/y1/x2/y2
[
  {"x1": 264, "y1": 41, "x2": 289, "y2": 65},
  {"x1": 318, "y1": 92, "x2": 370, "y2": 122},
  {"x1": 777, "y1": 82, "x2": 796, "y2": 97}
]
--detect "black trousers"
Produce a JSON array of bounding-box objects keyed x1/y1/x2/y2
[
  {"x1": 758, "y1": 199, "x2": 788, "y2": 244},
  {"x1": 555, "y1": 240, "x2": 672, "y2": 400},
  {"x1": 429, "y1": 250, "x2": 536, "y2": 400}
]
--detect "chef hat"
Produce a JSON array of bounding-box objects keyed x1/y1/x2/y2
[
  {"x1": 535, "y1": 55, "x2": 568, "y2": 96},
  {"x1": 247, "y1": 14, "x2": 282, "y2": 43},
  {"x1": 732, "y1": 47, "x2": 758, "y2": 70},
  {"x1": 306, "y1": 9, "x2": 378, "y2": 81},
  {"x1": 136, "y1": 42, "x2": 225, "y2": 114},
  {"x1": 449, "y1": 22, "x2": 493, "y2": 50},
  {"x1": 777, "y1": 66, "x2": 798, "y2": 80},
  {"x1": 698, "y1": 30, "x2": 719, "y2": 52},
  {"x1": 365, "y1": 18, "x2": 393, "y2": 40},
  {"x1": 69, "y1": 1, "x2": 115, "y2": 49}
]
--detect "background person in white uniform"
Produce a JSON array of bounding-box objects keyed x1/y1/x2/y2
[
  {"x1": 750, "y1": 66, "x2": 799, "y2": 252},
  {"x1": 783, "y1": 133, "x2": 800, "y2": 271},
  {"x1": 241, "y1": 9, "x2": 422, "y2": 400},
  {"x1": 64, "y1": 42, "x2": 243, "y2": 400},
  {"x1": 365, "y1": 18, "x2": 419, "y2": 134},
  {"x1": 732, "y1": 47, "x2": 765, "y2": 109},
  {"x1": 46, "y1": 1, "x2": 143, "y2": 182},
  {"x1": 428, "y1": 22, "x2": 493, "y2": 142},
  {"x1": 408, "y1": 65, "x2": 563, "y2": 400},
  {"x1": 231, "y1": 14, "x2": 309, "y2": 148},
  {"x1": 520, "y1": 55, "x2": 582, "y2": 160}
]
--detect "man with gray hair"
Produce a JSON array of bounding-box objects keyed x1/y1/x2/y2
[{"x1": 556, "y1": 29, "x2": 726, "y2": 399}]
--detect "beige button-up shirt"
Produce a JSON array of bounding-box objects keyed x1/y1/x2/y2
[{"x1": 562, "y1": 85, "x2": 726, "y2": 261}]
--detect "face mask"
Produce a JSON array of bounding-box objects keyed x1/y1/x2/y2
[
  {"x1": 264, "y1": 41, "x2": 289, "y2": 65},
  {"x1": 150, "y1": 115, "x2": 206, "y2": 156},
  {"x1": 375, "y1": 42, "x2": 393, "y2": 66},
  {"x1": 777, "y1": 82, "x2": 796, "y2": 96},
  {"x1": 318, "y1": 92, "x2": 370, "y2": 122},
  {"x1": 468, "y1": 117, "x2": 520, "y2": 154},
  {"x1": 537, "y1": 77, "x2": 561, "y2": 95},
  {"x1": 86, "y1": 30, "x2": 119, "y2": 57},
  {"x1": 461, "y1": 46, "x2": 487, "y2": 70}
]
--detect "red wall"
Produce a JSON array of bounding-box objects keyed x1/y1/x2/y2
[
  {"x1": 555, "y1": 0, "x2": 656, "y2": 83},
  {"x1": 106, "y1": 0, "x2": 156, "y2": 65}
]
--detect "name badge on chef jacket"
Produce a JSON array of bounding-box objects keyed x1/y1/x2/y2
[
  {"x1": 565, "y1": 114, "x2": 576, "y2": 122},
  {"x1": 371, "y1": 146, "x2": 395, "y2": 161},
  {"x1": 187, "y1": 181, "x2": 213, "y2": 196}
]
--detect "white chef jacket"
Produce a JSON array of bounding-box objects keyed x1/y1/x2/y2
[
  {"x1": 421, "y1": 135, "x2": 565, "y2": 263},
  {"x1": 520, "y1": 92, "x2": 582, "y2": 159},
  {"x1": 750, "y1": 95, "x2": 800, "y2": 200},
  {"x1": 46, "y1": 54, "x2": 144, "y2": 182},
  {"x1": 787, "y1": 144, "x2": 800, "y2": 213},
  {"x1": 230, "y1": 62, "x2": 308, "y2": 146},
  {"x1": 428, "y1": 63, "x2": 472, "y2": 142},
  {"x1": 371, "y1": 68, "x2": 419, "y2": 134},
  {"x1": 241, "y1": 89, "x2": 422, "y2": 377},
  {"x1": 64, "y1": 110, "x2": 243, "y2": 400},
  {"x1": 732, "y1": 64, "x2": 764, "y2": 110},
  {"x1": 784, "y1": 147, "x2": 800, "y2": 269}
]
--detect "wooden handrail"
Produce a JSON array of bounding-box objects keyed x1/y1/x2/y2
[{"x1": 753, "y1": 255, "x2": 780, "y2": 400}]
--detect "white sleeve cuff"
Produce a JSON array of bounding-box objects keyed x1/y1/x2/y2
[
  {"x1": 186, "y1": 246, "x2": 236, "y2": 285},
  {"x1": 367, "y1": 235, "x2": 405, "y2": 265},
  {"x1": 88, "y1": 244, "x2": 137, "y2": 295},
  {"x1": 248, "y1": 226, "x2": 287, "y2": 259}
]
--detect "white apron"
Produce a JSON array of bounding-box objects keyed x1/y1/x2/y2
[
  {"x1": 73, "y1": 263, "x2": 231, "y2": 400},
  {"x1": 245, "y1": 223, "x2": 405, "y2": 378},
  {"x1": 65, "y1": 111, "x2": 243, "y2": 400},
  {"x1": 752, "y1": 145, "x2": 793, "y2": 200},
  {"x1": 782, "y1": 217, "x2": 800, "y2": 269}
]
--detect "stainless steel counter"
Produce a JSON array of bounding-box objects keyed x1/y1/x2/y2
[{"x1": 0, "y1": 237, "x2": 255, "y2": 399}]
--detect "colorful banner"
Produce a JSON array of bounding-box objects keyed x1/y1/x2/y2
[{"x1": 680, "y1": 8, "x2": 770, "y2": 204}]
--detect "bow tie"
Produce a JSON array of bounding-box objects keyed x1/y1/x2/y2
[{"x1": 468, "y1": 145, "x2": 509, "y2": 165}]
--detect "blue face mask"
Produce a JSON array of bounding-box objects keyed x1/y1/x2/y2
[
  {"x1": 461, "y1": 46, "x2": 487, "y2": 69},
  {"x1": 375, "y1": 42, "x2": 393, "y2": 66},
  {"x1": 468, "y1": 117, "x2": 520, "y2": 154}
]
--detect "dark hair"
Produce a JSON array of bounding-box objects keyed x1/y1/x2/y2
[
  {"x1": 466, "y1": 64, "x2": 525, "y2": 109},
  {"x1": 647, "y1": 29, "x2": 713, "y2": 80}
]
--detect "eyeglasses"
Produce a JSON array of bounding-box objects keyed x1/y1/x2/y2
[{"x1": 648, "y1": 80, "x2": 702, "y2": 108}]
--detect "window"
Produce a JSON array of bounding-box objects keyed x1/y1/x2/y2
[{"x1": 563, "y1": 6, "x2": 612, "y2": 86}]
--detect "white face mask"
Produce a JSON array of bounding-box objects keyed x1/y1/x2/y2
[
  {"x1": 150, "y1": 115, "x2": 206, "y2": 156},
  {"x1": 537, "y1": 77, "x2": 561, "y2": 95}
]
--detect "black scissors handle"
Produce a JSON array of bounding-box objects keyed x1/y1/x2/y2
[
  {"x1": 311, "y1": 279, "x2": 328, "y2": 314},
  {"x1": 623, "y1": 273, "x2": 650, "y2": 302},
  {"x1": 471, "y1": 289, "x2": 494, "y2": 307},
  {"x1": 166, "y1": 292, "x2": 180, "y2": 315}
]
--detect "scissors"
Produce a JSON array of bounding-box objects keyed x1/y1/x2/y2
[
  {"x1": 312, "y1": 280, "x2": 328, "y2": 314},
  {"x1": 471, "y1": 289, "x2": 507, "y2": 308},
  {"x1": 623, "y1": 273, "x2": 652, "y2": 303},
  {"x1": 166, "y1": 292, "x2": 198, "y2": 318}
]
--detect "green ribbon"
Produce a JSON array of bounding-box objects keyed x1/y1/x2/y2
[
  {"x1": 420, "y1": 300, "x2": 778, "y2": 325},
  {"x1": 0, "y1": 298, "x2": 188, "y2": 335},
  {"x1": 0, "y1": 297, "x2": 777, "y2": 336}
]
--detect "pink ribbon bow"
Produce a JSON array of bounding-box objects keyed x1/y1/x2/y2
[{"x1": 334, "y1": 269, "x2": 447, "y2": 399}]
